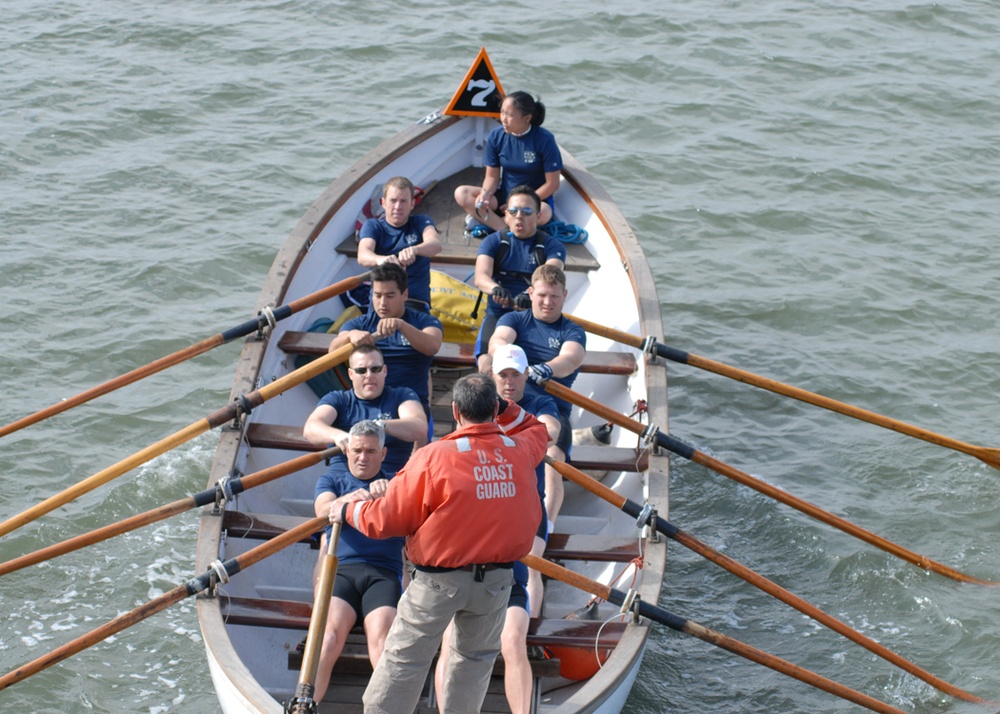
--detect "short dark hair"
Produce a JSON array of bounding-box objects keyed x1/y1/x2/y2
[
  {"x1": 507, "y1": 185, "x2": 542, "y2": 212},
  {"x1": 370, "y1": 262, "x2": 408, "y2": 292},
  {"x1": 453, "y1": 373, "x2": 498, "y2": 424},
  {"x1": 504, "y1": 91, "x2": 546, "y2": 127}
]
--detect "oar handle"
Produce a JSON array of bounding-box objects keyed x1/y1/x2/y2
[
  {"x1": 284, "y1": 271, "x2": 371, "y2": 315},
  {"x1": 290, "y1": 522, "x2": 342, "y2": 711},
  {"x1": 565, "y1": 313, "x2": 645, "y2": 350},
  {"x1": 255, "y1": 343, "x2": 356, "y2": 404}
]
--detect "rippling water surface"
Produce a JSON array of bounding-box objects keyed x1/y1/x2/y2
[{"x1": 2, "y1": 2, "x2": 999, "y2": 712}]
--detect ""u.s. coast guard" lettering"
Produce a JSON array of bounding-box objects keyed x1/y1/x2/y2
[{"x1": 473, "y1": 448, "x2": 517, "y2": 499}]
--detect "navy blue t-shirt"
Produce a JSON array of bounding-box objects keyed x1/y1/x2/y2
[
  {"x1": 341, "y1": 306, "x2": 442, "y2": 408},
  {"x1": 484, "y1": 125, "x2": 563, "y2": 203},
  {"x1": 358, "y1": 214, "x2": 437, "y2": 306},
  {"x1": 315, "y1": 467, "x2": 404, "y2": 577},
  {"x1": 477, "y1": 230, "x2": 566, "y2": 316},
  {"x1": 496, "y1": 310, "x2": 586, "y2": 417},
  {"x1": 517, "y1": 390, "x2": 561, "y2": 496},
  {"x1": 316, "y1": 385, "x2": 420, "y2": 477}
]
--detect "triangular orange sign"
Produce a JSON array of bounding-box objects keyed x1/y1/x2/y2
[{"x1": 444, "y1": 47, "x2": 506, "y2": 118}]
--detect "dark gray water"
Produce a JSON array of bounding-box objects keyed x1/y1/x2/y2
[{"x1": 2, "y1": 2, "x2": 999, "y2": 712}]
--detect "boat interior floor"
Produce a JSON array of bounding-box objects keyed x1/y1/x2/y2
[{"x1": 334, "y1": 166, "x2": 597, "y2": 272}]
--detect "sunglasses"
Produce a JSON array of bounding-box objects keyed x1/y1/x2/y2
[
  {"x1": 505, "y1": 206, "x2": 536, "y2": 217},
  {"x1": 350, "y1": 365, "x2": 384, "y2": 374}
]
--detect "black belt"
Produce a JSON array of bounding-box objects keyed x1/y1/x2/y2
[{"x1": 415, "y1": 562, "x2": 514, "y2": 582}]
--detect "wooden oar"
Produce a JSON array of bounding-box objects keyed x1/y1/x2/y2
[
  {"x1": 521, "y1": 555, "x2": 906, "y2": 714},
  {"x1": 0, "y1": 343, "x2": 355, "y2": 539},
  {"x1": 544, "y1": 381, "x2": 996, "y2": 586},
  {"x1": 0, "y1": 447, "x2": 339, "y2": 577},
  {"x1": 546, "y1": 456, "x2": 990, "y2": 704},
  {"x1": 0, "y1": 271, "x2": 370, "y2": 440},
  {"x1": 565, "y1": 313, "x2": 1000, "y2": 470},
  {"x1": 0, "y1": 515, "x2": 326, "y2": 691},
  {"x1": 286, "y1": 522, "x2": 342, "y2": 713}
]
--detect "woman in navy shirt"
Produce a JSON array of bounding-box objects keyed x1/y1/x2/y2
[{"x1": 454, "y1": 91, "x2": 563, "y2": 233}]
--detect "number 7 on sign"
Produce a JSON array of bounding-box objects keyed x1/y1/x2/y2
[{"x1": 467, "y1": 79, "x2": 496, "y2": 107}]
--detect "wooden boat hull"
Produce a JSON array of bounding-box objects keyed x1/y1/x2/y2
[{"x1": 196, "y1": 111, "x2": 669, "y2": 713}]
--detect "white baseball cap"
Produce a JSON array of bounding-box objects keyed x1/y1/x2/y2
[{"x1": 492, "y1": 344, "x2": 528, "y2": 374}]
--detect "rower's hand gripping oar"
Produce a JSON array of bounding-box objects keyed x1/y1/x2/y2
[
  {"x1": 0, "y1": 342, "x2": 356, "y2": 540},
  {"x1": 0, "y1": 447, "x2": 340, "y2": 577},
  {"x1": 543, "y1": 380, "x2": 997, "y2": 586},
  {"x1": 521, "y1": 554, "x2": 908, "y2": 714},
  {"x1": 286, "y1": 522, "x2": 342, "y2": 714},
  {"x1": 545, "y1": 455, "x2": 991, "y2": 705},
  {"x1": 565, "y1": 313, "x2": 1000, "y2": 471},
  {"x1": 0, "y1": 515, "x2": 328, "y2": 691},
  {"x1": 0, "y1": 271, "x2": 371, "y2": 440}
]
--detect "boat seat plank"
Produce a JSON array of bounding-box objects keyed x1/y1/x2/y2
[
  {"x1": 242, "y1": 423, "x2": 648, "y2": 472},
  {"x1": 222, "y1": 511, "x2": 321, "y2": 544},
  {"x1": 222, "y1": 512, "x2": 642, "y2": 564},
  {"x1": 286, "y1": 643, "x2": 562, "y2": 681},
  {"x1": 276, "y1": 331, "x2": 637, "y2": 375},
  {"x1": 221, "y1": 596, "x2": 626, "y2": 649},
  {"x1": 544, "y1": 534, "x2": 642, "y2": 563},
  {"x1": 334, "y1": 234, "x2": 598, "y2": 272}
]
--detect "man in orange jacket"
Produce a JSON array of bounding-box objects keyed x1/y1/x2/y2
[{"x1": 328, "y1": 372, "x2": 548, "y2": 714}]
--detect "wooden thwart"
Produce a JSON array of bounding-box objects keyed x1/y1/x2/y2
[
  {"x1": 285, "y1": 634, "x2": 563, "y2": 680},
  {"x1": 222, "y1": 512, "x2": 642, "y2": 564},
  {"x1": 220, "y1": 595, "x2": 626, "y2": 652},
  {"x1": 277, "y1": 331, "x2": 637, "y2": 375},
  {"x1": 334, "y1": 235, "x2": 599, "y2": 272},
  {"x1": 243, "y1": 423, "x2": 649, "y2": 472}
]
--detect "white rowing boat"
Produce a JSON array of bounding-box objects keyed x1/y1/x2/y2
[{"x1": 196, "y1": 52, "x2": 668, "y2": 713}]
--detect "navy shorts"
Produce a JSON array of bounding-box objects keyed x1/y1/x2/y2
[
  {"x1": 509, "y1": 561, "x2": 529, "y2": 611},
  {"x1": 536, "y1": 500, "x2": 549, "y2": 541},
  {"x1": 332, "y1": 562, "x2": 402, "y2": 623},
  {"x1": 474, "y1": 312, "x2": 502, "y2": 358},
  {"x1": 555, "y1": 411, "x2": 573, "y2": 457}
]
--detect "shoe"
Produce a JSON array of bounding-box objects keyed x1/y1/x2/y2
[{"x1": 464, "y1": 215, "x2": 490, "y2": 239}]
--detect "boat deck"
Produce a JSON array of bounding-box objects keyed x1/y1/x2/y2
[{"x1": 334, "y1": 166, "x2": 599, "y2": 272}]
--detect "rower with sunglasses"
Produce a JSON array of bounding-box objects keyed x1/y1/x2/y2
[
  {"x1": 473, "y1": 185, "x2": 566, "y2": 374},
  {"x1": 304, "y1": 344, "x2": 428, "y2": 478}
]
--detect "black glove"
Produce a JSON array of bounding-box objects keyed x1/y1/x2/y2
[
  {"x1": 491, "y1": 285, "x2": 513, "y2": 305},
  {"x1": 513, "y1": 291, "x2": 532, "y2": 310}
]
